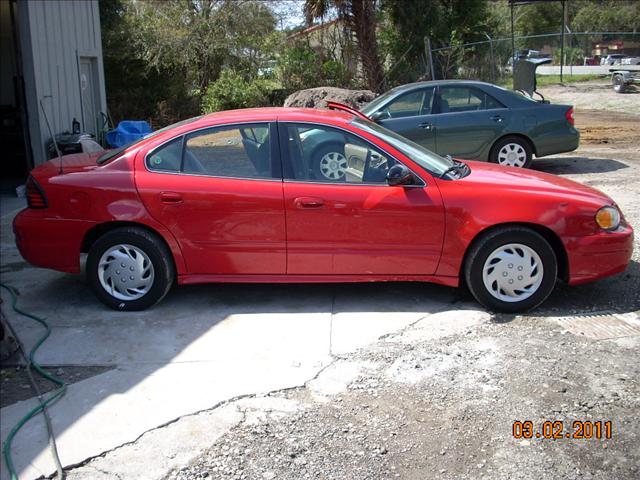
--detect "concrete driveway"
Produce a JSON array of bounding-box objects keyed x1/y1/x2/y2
[{"x1": 1, "y1": 197, "x2": 461, "y2": 479}]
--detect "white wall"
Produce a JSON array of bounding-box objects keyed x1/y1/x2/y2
[{"x1": 18, "y1": 0, "x2": 106, "y2": 167}]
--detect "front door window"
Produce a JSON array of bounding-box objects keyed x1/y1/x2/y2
[{"x1": 282, "y1": 123, "x2": 398, "y2": 184}]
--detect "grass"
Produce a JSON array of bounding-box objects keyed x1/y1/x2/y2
[{"x1": 498, "y1": 74, "x2": 605, "y2": 89}]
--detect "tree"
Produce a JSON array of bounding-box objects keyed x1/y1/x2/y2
[
  {"x1": 127, "y1": 0, "x2": 277, "y2": 93},
  {"x1": 100, "y1": 0, "x2": 200, "y2": 125},
  {"x1": 381, "y1": 0, "x2": 491, "y2": 82},
  {"x1": 572, "y1": 0, "x2": 640, "y2": 32},
  {"x1": 304, "y1": 0, "x2": 385, "y2": 92}
]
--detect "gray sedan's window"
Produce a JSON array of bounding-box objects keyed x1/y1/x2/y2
[
  {"x1": 384, "y1": 90, "x2": 424, "y2": 118},
  {"x1": 440, "y1": 87, "x2": 504, "y2": 113},
  {"x1": 380, "y1": 88, "x2": 435, "y2": 119}
]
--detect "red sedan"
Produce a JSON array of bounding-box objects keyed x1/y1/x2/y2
[{"x1": 14, "y1": 108, "x2": 633, "y2": 312}]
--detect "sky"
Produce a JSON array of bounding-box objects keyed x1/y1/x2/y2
[
  {"x1": 268, "y1": 0, "x2": 306, "y2": 30},
  {"x1": 266, "y1": 0, "x2": 339, "y2": 30}
]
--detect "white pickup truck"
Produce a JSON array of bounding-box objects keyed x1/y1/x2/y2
[{"x1": 610, "y1": 65, "x2": 640, "y2": 93}]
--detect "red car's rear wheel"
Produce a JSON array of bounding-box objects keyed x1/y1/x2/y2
[{"x1": 87, "y1": 227, "x2": 174, "y2": 310}]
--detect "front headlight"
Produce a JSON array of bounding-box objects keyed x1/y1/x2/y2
[{"x1": 595, "y1": 206, "x2": 621, "y2": 231}]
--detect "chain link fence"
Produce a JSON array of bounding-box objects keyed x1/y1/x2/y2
[{"x1": 413, "y1": 32, "x2": 640, "y2": 84}]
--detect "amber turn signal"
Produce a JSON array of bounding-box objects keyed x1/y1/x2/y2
[{"x1": 595, "y1": 206, "x2": 620, "y2": 231}]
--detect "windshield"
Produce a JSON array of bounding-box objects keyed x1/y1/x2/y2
[
  {"x1": 359, "y1": 89, "x2": 398, "y2": 116},
  {"x1": 351, "y1": 117, "x2": 453, "y2": 176},
  {"x1": 97, "y1": 116, "x2": 202, "y2": 164}
]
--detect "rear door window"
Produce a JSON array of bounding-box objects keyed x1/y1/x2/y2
[
  {"x1": 439, "y1": 87, "x2": 504, "y2": 113},
  {"x1": 146, "y1": 137, "x2": 183, "y2": 172},
  {"x1": 146, "y1": 123, "x2": 275, "y2": 179}
]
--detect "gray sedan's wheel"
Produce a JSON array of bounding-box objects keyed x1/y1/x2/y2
[
  {"x1": 312, "y1": 144, "x2": 347, "y2": 182},
  {"x1": 465, "y1": 227, "x2": 557, "y2": 312},
  {"x1": 87, "y1": 227, "x2": 174, "y2": 310},
  {"x1": 490, "y1": 136, "x2": 533, "y2": 168}
]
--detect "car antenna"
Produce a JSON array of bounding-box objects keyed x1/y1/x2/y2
[{"x1": 39, "y1": 95, "x2": 64, "y2": 175}]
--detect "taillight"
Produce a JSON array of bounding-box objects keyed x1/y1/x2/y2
[
  {"x1": 26, "y1": 176, "x2": 47, "y2": 209},
  {"x1": 565, "y1": 106, "x2": 575, "y2": 126}
]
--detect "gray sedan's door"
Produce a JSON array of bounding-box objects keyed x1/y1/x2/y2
[
  {"x1": 376, "y1": 87, "x2": 437, "y2": 151},
  {"x1": 432, "y1": 86, "x2": 509, "y2": 159}
]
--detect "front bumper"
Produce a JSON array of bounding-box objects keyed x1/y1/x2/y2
[{"x1": 565, "y1": 225, "x2": 634, "y2": 285}]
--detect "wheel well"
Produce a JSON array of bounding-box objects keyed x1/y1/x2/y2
[
  {"x1": 81, "y1": 221, "x2": 172, "y2": 256},
  {"x1": 491, "y1": 133, "x2": 536, "y2": 158},
  {"x1": 460, "y1": 222, "x2": 568, "y2": 284}
]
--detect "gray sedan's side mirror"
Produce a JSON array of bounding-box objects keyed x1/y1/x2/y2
[
  {"x1": 370, "y1": 110, "x2": 390, "y2": 122},
  {"x1": 386, "y1": 164, "x2": 417, "y2": 186}
]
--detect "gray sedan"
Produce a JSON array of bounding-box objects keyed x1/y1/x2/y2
[{"x1": 358, "y1": 80, "x2": 580, "y2": 168}]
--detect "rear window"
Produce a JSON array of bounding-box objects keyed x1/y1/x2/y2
[{"x1": 492, "y1": 85, "x2": 539, "y2": 104}]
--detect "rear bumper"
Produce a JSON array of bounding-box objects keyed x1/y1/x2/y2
[
  {"x1": 13, "y1": 209, "x2": 93, "y2": 273},
  {"x1": 566, "y1": 225, "x2": 634, "y2": 285},
  {"x1": 535, "y1": 127, "x2": 580, "y2": 158}
]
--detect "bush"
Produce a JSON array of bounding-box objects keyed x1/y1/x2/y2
[{"x1": 201, "y1": 70, "x2": 278, "y2": 113}]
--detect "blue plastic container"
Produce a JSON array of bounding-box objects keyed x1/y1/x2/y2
[{"x1": 106, "y1": 121, "x2": 153, "y2": 148}]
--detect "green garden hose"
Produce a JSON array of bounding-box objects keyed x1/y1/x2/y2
[{"x1": 1, "y1": 283, "x2": 66, "y2": 479}]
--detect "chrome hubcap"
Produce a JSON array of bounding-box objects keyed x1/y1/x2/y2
[
  {"x1": 497, "y1": 143, "x2": 527, "y2": 167},
  {"x1": 319, "y1": 152, "x2": 347, "y2": 180},
  {"x1": 98, "y1": 244, "x2": 154, "y2": 301},
  {"x1": 482, "y1": 243, "x2": 543, "y2": 303}
]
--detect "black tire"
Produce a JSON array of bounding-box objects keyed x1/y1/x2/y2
[
  {"x1": 311, "y1": 143, "x2": 347, "y2": 182},
  {"x1": 612, "y1": 74, "x2": 626, "y2": 94},
  {"x1": 489, "y1": 135, "x2": 533, "y2": 168},
  {"x1": 464, "y1": 227, "x2": 557, "y2": 313},
  {"x1": 86, "y1": 227, "x2": 175, "y2": 311}
]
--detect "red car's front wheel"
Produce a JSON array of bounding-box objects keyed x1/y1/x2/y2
[{"x1": 465, "y1": 227, "x2": 557, "y2": 312}]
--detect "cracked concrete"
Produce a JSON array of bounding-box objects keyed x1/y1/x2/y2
[{"x1": 63, "y1": 307, "x2": 494, "y2": 479}]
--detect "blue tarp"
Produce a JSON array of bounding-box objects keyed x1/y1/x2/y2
[{"x1": 106, "y1": 121, "x2": 153, "y2": 148}]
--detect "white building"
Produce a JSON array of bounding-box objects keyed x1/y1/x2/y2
[{"x1": 0, "y1": 0, "x2": 106, "y2": 187}]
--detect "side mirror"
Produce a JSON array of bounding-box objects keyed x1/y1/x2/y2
[
  {"x1": 370, "y1": 110, "x2": 390, "y2": 122},
  {"x1": 386, "y1": 164, "x2": 417, "y2": 186}
]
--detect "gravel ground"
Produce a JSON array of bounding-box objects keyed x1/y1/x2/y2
[
  {"x1": 162, "y1": 96, "x2": 640, "y2": 480},
  {"x1": 167, "y1": 313, "x2": 639, "y2": 480},
  {"x1": 538, "y1": 80, "x2": 640, "y2": 115}
]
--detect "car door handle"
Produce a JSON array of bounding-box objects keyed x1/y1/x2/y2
[
  {"x1": 294, "y1": 197, "x2": 324, "y2": 209},
  {"x1": 418, "y1": 122, "x2": 434, "y2": 130},
  {"x1": 490, "y1": 115, "x2": 503, "y2": 122},
  {"x1": 160, "y1": 192, "x2": 183, "y2": 204}
]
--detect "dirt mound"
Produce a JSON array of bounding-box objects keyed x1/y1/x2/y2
[{"x1": 284, "y1": 87, "x2": 376, "y2": 110}]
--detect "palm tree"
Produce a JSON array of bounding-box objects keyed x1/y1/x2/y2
[{"x1": 304, "y1": 0, "x2": 385, "y2": 92}]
